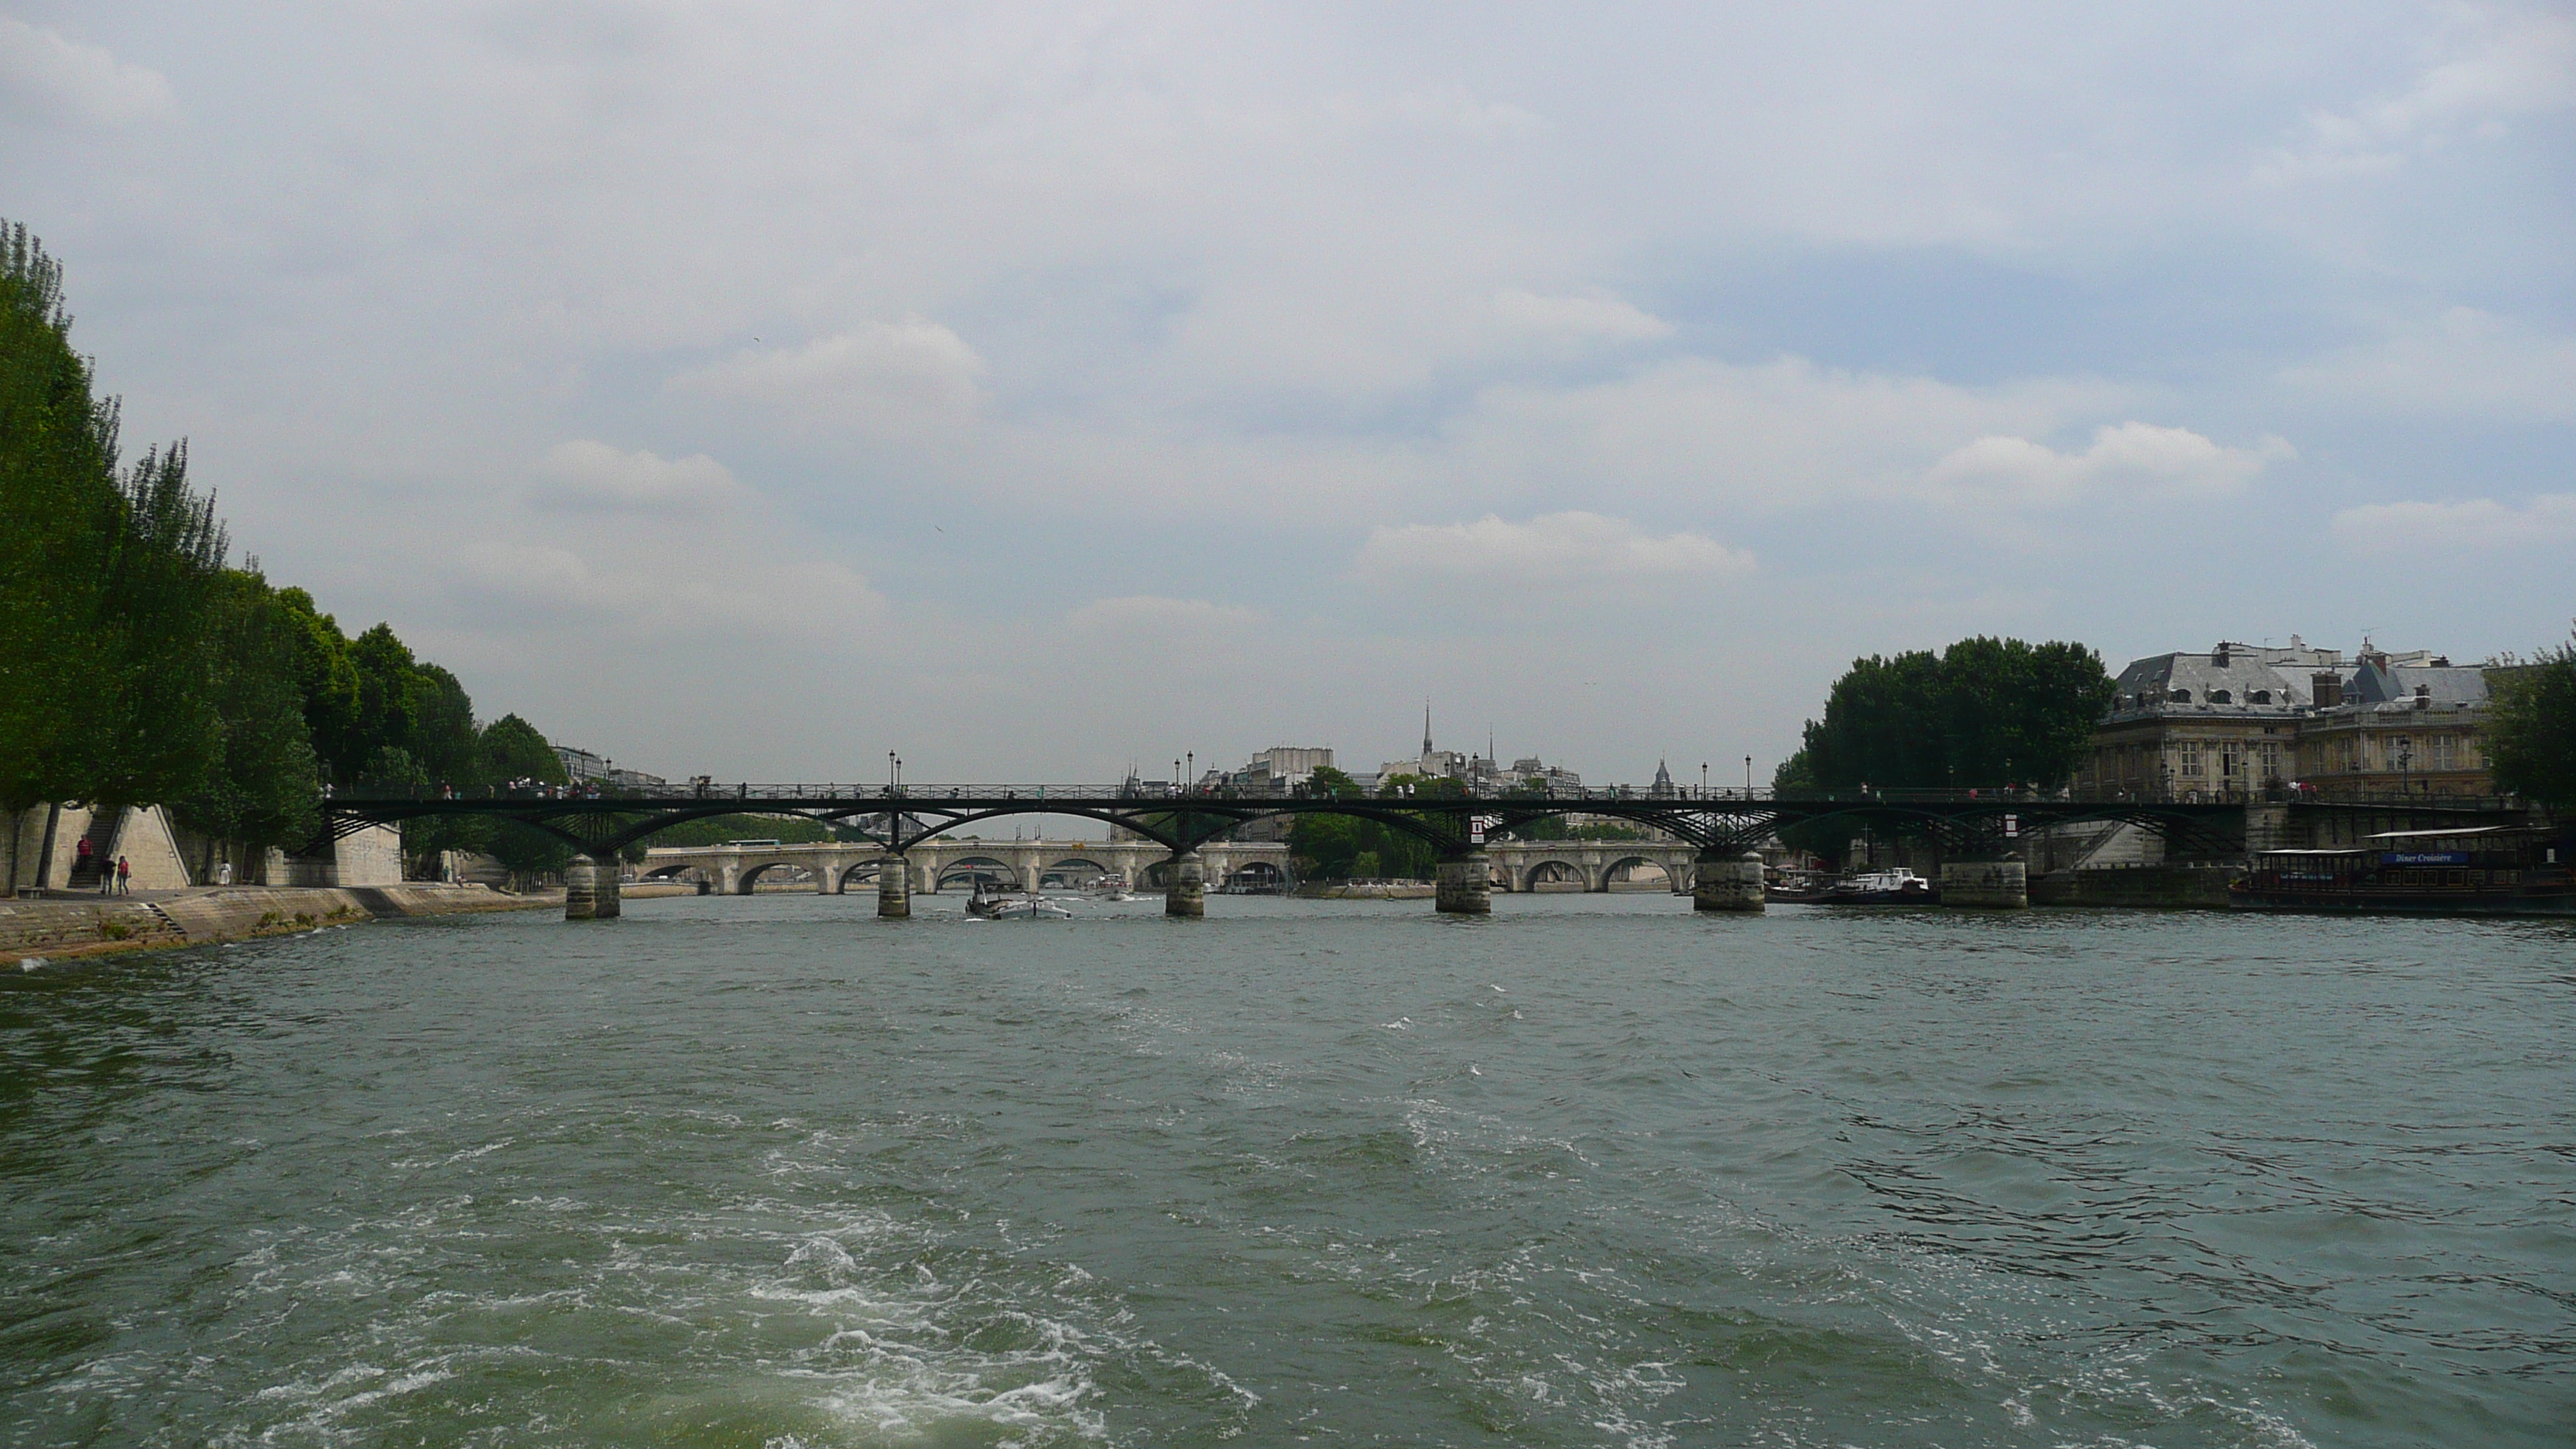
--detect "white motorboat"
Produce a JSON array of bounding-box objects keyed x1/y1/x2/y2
[{"x1": 967, "y1": 883, "x2": 1075, "y2": 920}]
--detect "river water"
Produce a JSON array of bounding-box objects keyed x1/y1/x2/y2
[{"x1": 2, "y1": 893, "x2": 2570, "y2": 1447}]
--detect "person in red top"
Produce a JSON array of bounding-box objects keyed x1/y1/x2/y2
[{"x1": 115, "y1": 856, "x2": 132, "y2": 895}]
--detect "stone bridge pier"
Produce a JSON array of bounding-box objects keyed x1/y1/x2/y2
[
  {"x1": 565, "y1": 853, "x2": 621, "y2": 920},
  {"x1": 1164, "y1": 850, "x2": 1206, "y2": 917},
  {"x1": 1436, "y1": 850, "x2": 1492, "y2": 914}
]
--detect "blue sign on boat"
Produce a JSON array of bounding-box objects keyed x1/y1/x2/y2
[{"x1": 2382, "y1": 851, "x2": 2469, "y2": 865}]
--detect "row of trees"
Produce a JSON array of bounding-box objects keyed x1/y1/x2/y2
[
  {"x1": 2487, "y1": 633, "x2": 2576, "y2": 810},
  {"x1": 1774, "y1": 637, "x2": 2116, "y2": 794},
  {"x1": 2, "y1": 223, "x2": 570, "y2": 886}
]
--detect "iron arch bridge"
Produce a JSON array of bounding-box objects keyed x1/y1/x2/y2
[{"x1": 323, "y1": 780, "x2": 2526, "y2": 920}]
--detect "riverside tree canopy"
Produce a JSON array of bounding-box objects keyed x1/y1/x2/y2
[
  {"x1": 1778, "y1": 638, "x2": 2116, "y2": 793},
  {"x1": 1, "y1": 221, "x2": 576, "y2": 879},
  {"x1": 2483, "y1": 632, "x2": 2576, "y2": 810}
]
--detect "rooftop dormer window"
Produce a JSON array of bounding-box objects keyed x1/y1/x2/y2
[
  {"x1": 2209, "y1": 689, "x2": 2232, "y2": 704},
  {"x1": 2170, "y1": 688, "x2": 2192, "y2": 703},
  {"x1": 2251, "y1": 690, "x2": 2272, "y2": 704}
]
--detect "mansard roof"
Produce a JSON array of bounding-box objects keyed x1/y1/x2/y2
[
  {"x1": 2105, "y1": 650, "x2": 2326, "y2": 718},
  {"x1": 2348, "y1": 661, "x2": 2489, "y2": 707}
]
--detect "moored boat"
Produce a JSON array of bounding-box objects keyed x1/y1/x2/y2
[
  {"x1": 2229, "y1": 826, "x2": 2574, "y2": 916},
  {"x1": 1817, "y1": 866, "x2": 1938, "y2": 905}
]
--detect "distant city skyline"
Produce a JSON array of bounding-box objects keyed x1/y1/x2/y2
[{"x1": 6, "y1": 3, "x2": 2567, "y2": 781}]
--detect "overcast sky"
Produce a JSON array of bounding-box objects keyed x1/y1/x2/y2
[{"x1": 5, "y1": 2, "x2": 2570, "y2": 783}]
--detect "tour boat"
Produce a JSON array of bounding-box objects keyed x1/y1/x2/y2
[
  {"x1": 2230, "y1": 827, "x2": 2575, "y2": 916},
  {"x1": 1818, "y1": 867, "x2": 1938, "y2": 905},
  {"x1": 964, "y1": 878, "x2": 1076, "y2": 919}
]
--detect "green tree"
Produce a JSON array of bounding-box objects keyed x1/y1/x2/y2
[
  {"x1": 167, "y1": 569, "x2": 324, "y2": 865},
  {"x1": 407, "y1": 663, "x2": 481, "y2": 784},
  {"x1": 0, "y1": 222, "x2": 120, "y2": 832},
  {"x1": 0, "y1": 224, "x2": 226, "y2": 827},
  {"x1": 477, "y1": 714, "x2": 570, "y2": 882},
  {"x1": 2485, "y1": 634, "x2": 2576, "y2": 810},
  {"x1": 347, "y1": 623, "x2": 420, "y2": 776},
  {"x1": 271, "y1": 587, "x2": 363, "y2": 779},
  {"x1": 1793, "y1": 638, "x2": 2113, "y2": 790},
  {"x1": 1284, "y1": 766, "x2": 1448, "y2": 880}
]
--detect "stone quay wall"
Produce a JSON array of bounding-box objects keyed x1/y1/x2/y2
[{"x1": 2, "y1": 884, "x2": 557, "y2": 964}]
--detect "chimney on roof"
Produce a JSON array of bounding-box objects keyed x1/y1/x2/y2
[
  {"x1": 2415, "y1": 683, "x2": 2431, "y2": 710},
  {"x1": 2312, "y1": 672, "x2": 2344, "y2": 708},
  {"x1": 2212, "y1": 645, "x2": 2231, "y2": 668}
]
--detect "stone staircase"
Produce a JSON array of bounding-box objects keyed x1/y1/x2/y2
[{"x1": 63, "y1": 808, "x2": 125, "y2": 890}]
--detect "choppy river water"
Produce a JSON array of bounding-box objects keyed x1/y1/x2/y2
[{"x1": 3, "y1": 893, "x2": 2571, "y2": 1447}]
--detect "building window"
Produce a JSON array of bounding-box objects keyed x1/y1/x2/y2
[
  {"x1": 2170, "y1": 689, "x2": 2192, "y2": 703},
  {"x1": 2258, "y1": 742, "x2": 2282, "y2": 779},
  {"x1": 2211, "y1": 689, "x2": 2232, "y2": 704},
  {"x1": 2178, "y1": 741, "x2": 2204, "y2": 776},
  {"x1": 2431, "y1": 735, "x2": 2454, "y2": 770},
  {"x1": 2221, "y1": 743, "x2": 2243, "y2": 779},
  {"x1": 2251, "y1": 690, "x2": 2272, "y2": 704}
]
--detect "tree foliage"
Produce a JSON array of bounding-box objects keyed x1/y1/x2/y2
[
  {"x1": 1, "y1": 224, "x2": 225, "y2": 814},
  {"x1": 1286, "y1": 769, "x2": 1454, "y2": 880},
  {"x1": 1790, "y1": 638, "x2": 2115, "y2": 791},
  {"x1": 4, "y1": 221, "x2": 575, "y2": 884},
  {"x1": 2484, "y1": 633, "x2": 2576, "y2": 810}
]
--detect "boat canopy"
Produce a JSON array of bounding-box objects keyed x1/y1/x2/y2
[{"x1": 2365, "y1": 826, "x2": 2516, "y2": 839}]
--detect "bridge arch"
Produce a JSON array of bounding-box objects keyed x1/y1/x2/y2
[
  {"x1": 1040, "y1": 857, "x2": 1112, "y2": 886},
  {"x1": 1601, "y1": 855, "x2": 1675, "y2": 892},
  {"x1": 834, "y1": 858, "x2": 887, "y2": 889},
  {"x1": 1523, "y1": 858, "x2": 1588, "y2": 892},
  {"x1": 733, "y1": 858, "x2": 814, "y2": 894},
  {"x1": 939, "y1": 855, "x2": 1017, "y2": 890},
  {"x1": 1222, "y1": 860, "x2": 1288, "y2": 892}
]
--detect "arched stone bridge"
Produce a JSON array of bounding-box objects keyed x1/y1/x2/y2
[
  {"x1": 1486, "y1": 840, "x2": 1702, "y2": 893},
  {"x1": 636, "y1": 837, "x2": 1703, "y2": 897},
  {"x1": 638, "y1": 838, "x2": 1290, "y2": 896}
]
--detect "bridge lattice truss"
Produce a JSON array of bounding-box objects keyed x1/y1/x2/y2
[{"x1": 314, "y1": 784, "x2": 2398, "y2": 861}]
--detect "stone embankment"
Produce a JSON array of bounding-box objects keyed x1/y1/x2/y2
[
  {"x1": 2, "y1": 884, "x2": 560, "y2": 964},
  {"x1": 2029, "y1": 865, "x2": 2239, "y2": 909}
]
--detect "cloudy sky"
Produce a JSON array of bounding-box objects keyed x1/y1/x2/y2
[{"x1": 5, "y1": 2, "x2": 2570, "y2": 784}]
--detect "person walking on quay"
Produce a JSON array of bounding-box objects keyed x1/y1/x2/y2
[
  {"x1": 75, "y1": 836, "x2": 93, "y2": 885},
  {"x1": 115, "y1": 856, "x2": 131, "y2": 895},
  {"x1": 97, "y1": 847, "x2": 112, "y2": 893}
]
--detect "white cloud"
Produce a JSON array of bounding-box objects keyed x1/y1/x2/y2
[
  {"x1": 2332, "y1": 493, "x2": 2576, "y2": 554},
  {"x1": 1061, "y1": 594, "x2": 1266, "y2": 637},
  {"x1": 1492, "y1": 288, "x2": 1672, "y2": 344},
  {"x1": 1351, "y1": 512, "x2": 1752, "y2": 588},
  {"x1": 2271, "y1": 5, "x2": 2575, "y2": 177},
  {"x1": 529, "y1": 440, "x2": 745, "y2": 512},
  {"x1": 1443, "y1": 355, "x2": 2139, "y2": 512},
  {"x1": 1915, "y1": 423, "x2": 2292, "y2": 509},
  {"x1": 0, "y1": 19, "x2": 174, "y2": 125},
  {"x1": 2283, "y1": 307, "x2": 2576, "y2": 421},
  {"x1": 669, "y1": 321, "x2": 985, "y2": 436}
]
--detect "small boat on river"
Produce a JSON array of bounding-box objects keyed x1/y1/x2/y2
[
  {"x1": 966, "y1": 883, "x2": 1075, "y2": 920},
  {"x1": 1816, "y1": 867, "x2": 1938, "y2": 906}
]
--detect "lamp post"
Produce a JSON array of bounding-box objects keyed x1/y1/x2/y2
[
  {"x1": 1701, "y1": 762, "x2": 1708, "y2": 800},
  {"x1": 1745, "y1": 755, "x2": 1753, "y2": 794}
]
